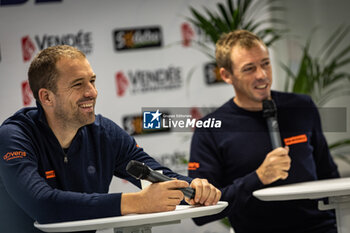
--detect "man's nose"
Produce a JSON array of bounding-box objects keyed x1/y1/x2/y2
[
  {"x1": 84, "y1": 83, "x2": 98, "y2": 98},
  {"x1": 256, "y1": 66, "x2": 267, "y2": 80}
]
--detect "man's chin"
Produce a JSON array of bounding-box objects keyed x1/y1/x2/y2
[
  {"x1": 87, "y1": 115, "x2": 96, "y2": 124},
  {"x1": 80, "y1": 114, "x2": 96, "y2": 126},
  {"x1": 255, "y1": 91, "x2": 271, "y2": 102}
]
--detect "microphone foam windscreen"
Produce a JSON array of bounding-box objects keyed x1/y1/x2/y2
[
  {"x1": 126, "y1": 160, "x2": 151, "y2": 180},
  {"x1": 262, "y1": 99, "x2": 277, "y2": 118}
]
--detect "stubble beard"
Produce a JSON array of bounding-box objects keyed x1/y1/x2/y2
[{"x1": 54, "y1": 101, "x2": 96, "y2": 130}]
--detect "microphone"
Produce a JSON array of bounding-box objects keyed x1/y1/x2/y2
[
  {"x1": 126, "y1": 160, "x2": 195, "y2": 199},
  {"x1": 262, "y1": 99, "x2": 282, "y2": 149}
]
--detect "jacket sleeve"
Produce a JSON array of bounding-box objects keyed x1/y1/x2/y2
[
  {"x1": 111, "y1": 125, "x2": 193, "y2": 186},
  {"x1": 188, "y1": 128, "x2": 264, "y2": 225},
  {"x1": 308, "y1": 98, "x2": 340, "y2": 179},
  {"x1": 0, "y1": 124, "x2": 122, "y2": 224}
]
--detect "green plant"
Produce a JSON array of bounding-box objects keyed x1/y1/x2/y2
[
  {"x1": 282, "y1": 25, "x2": 350, "y2": 150},
  {"x1": 187, "y1": 0, "x2": 286, "y2": 60}
]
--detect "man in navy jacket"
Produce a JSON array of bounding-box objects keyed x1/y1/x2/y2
[
  {"x1": 0, "y1": 45, "x2": 221, "y2": 233},
  {"x1": 188, "y1": 30, "x2": 339, "y2": 233}
]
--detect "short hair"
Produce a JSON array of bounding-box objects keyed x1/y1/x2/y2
[
  {"x1": 215, "y1": 30, "x2": 266, "y2": 73},
  {"x1": 28, "y1": 45, "x2": 86, "y2": 102}
]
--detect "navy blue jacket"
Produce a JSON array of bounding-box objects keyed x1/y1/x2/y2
[
  {"x1": 0, "y1": 103, "x2": 192, "y2": 232},
  {"x1": 189, "y1": 91, "x2": 339, "y2": 233}
]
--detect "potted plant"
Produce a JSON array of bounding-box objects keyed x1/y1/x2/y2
[
  {"x1": 282, "y1": 25, "x2": 350, "y2": 155},
  {"x1": 187, "y1": 0, "x2": 287, "y2": 61}
]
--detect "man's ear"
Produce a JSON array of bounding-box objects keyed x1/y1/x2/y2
[
  {"x1": 219, "y1": 67, "x2": 233, "y2": 85},
  {"x1": 38, "y1": 88, "x2": 54, "y2": 106}
]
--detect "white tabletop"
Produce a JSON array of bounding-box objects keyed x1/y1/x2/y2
[
  {"x1": 253, "y1": 177, "x2": 350, "y2": 201},
  {"x1": 34, "y1": 201, "x2": 228, "y2": 232}
]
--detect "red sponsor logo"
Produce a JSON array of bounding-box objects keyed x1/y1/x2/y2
[
  {"x1": 21, "y1": 80, "x2": 34, "y2": 106},
  {"x1": 3, "y1": 151, "x2": 27, "y2": 161},
  {"x1": 181, "y1": 23, "x2": 194, "y2": 47},
  {"x1": 115, "y1": 71, "x2": 129, "y2": 97},
  {"x1": 21, "y1": 35, "x2": 36, "y2": 62}
]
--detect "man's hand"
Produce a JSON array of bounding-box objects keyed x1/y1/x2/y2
[
  {"x1": 121, "y1": 180, "x2": 189, "y2": 215},
  {"x1": 186, "y1": 178, "x2": 221, "y2": 206},
  {"x1": 256, "y1": 146, "x2": 291, "y2": 185}
]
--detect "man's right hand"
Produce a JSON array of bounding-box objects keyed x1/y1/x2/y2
[
  {"x1": 256, "y1": 146, "x2": 291, "y2": 185},
  {"x1": 121, "y1": 180, "x2": 189, "y2": 215}
]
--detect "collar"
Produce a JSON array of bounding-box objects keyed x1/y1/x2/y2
[{"x1": 36, "y1": 101, "x2": 50, "y2": 126}]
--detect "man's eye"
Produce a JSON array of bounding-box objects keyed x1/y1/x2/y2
[
  {"x1": 262, "y1": 61, "x2": 270, "y2": 67},
  {"x1": 73, "y1": 83, "x2": 82, "y2": 87},
  {"x1": 243, "y1": 67, "x2": 254, "y2": 72}
]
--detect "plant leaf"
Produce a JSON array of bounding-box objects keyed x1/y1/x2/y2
[
  {"x1": 329, "y1": 139, "x2": 350, "y2": 150},
  {"x1": 189, "y1": 7, "x2": 220, "y2": 43},
  {"x1": 217, "y1": 2, "x2": 231, "y2": 27}
]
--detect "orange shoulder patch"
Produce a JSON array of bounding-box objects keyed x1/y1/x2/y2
[{"x1": 188, "y1": 162, "x2": 200, "y2": 171}]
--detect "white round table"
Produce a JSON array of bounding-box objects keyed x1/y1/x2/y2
[
  {"x1": 34, "y1": 201, "x2": 228, "y2": 233},
  {"x1": 253, "y1": 177, "x2": 350, "y2": 233}
]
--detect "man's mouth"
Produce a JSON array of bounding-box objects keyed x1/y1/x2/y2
[
  {"x1": 255, "y1": 84, "x2": 268, "y2": 89},
  {"x1": 80, "y1": 103, "x2": 93, "y2": 108},
  {"x1": 79, "y1": 102, "x2": 94, "y2": 112}
]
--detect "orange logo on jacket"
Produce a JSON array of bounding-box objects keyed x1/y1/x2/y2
[
  {"x1": 2, "y1": 151, "x2": 27, "y2": 161},
  {"x1": 45, "y1": 170, "x2": 56, "y2": 179},
  {"x1": 284, "y1": 134, "x2": 308, "y2": 146}
]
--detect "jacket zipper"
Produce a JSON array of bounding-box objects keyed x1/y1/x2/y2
[{"x1": 63, "y1": 153, "x2": 68, "y2": 163}]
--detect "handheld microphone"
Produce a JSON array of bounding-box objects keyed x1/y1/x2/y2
[
  {"x1": 126, "y1": 160, "x2": 195, "y2": 199},
  {"x1": 262, "y1": 99, "x2": 282, "y2": 149}
]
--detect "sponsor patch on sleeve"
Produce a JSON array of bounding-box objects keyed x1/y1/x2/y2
[
  {"x1": 188, "y1": 162, "x2": 200, "y2": 171},
  {"x1": 284, "y1": 134, "x2": 308, "y2": 146},
  {"x1": 2, "y1": 151, "x2": 27, "y2": 161}
]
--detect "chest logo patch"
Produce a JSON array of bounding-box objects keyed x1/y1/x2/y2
[
  {"x1": 2, "y1": 151, "x2": 27, "y2": 161},
  {"x1": 284, "y1": 134, "x2": 308, "y2": 146},
  {"x1": 45, "y1": 170, "x2": 56, "y2": 179}
]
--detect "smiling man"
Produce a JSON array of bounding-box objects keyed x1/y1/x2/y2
[
  {"x1": 0, "y1": 45, "x2": 221, "y2": 233},
  {"x1": 188, "y1": 30, "x2": 339, "y2": 233}
]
